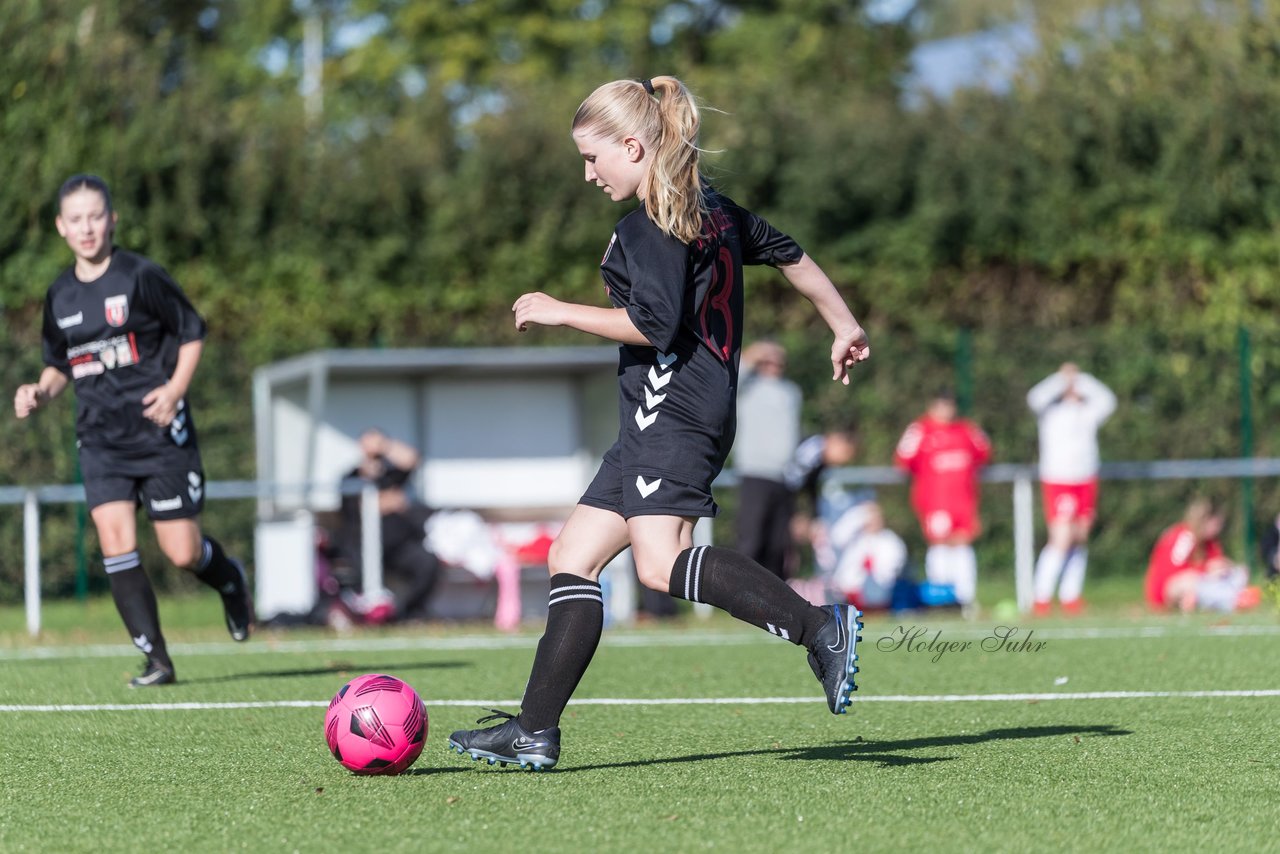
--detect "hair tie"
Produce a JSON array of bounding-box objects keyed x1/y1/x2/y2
[{"x1": 641, "y1": 78, "x2": 655, "y2": 95}]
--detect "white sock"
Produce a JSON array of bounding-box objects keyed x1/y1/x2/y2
[
  {"x1": 1059, "y1": 547, "x2": 1087, "y2": 602},
  {"x1": 925, "y1": 545, "x2": 950, "y2": 587},
  {"x1": 950, "y1": 545, "x2": 977, "y2": 605},
  {"x1": 1033, "y1": 546, "x2": 1064, "y2": 603}
]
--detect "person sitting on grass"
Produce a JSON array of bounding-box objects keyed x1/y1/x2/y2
[
  {"x1": 818, "y1": 499, "x2": 908, "y2": 611},
  {"x1": 1144, "y1": 497, "x2": 1261, "y2": 614}
]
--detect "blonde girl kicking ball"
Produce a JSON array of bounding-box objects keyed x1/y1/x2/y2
[{"x1": 449, "y1": 77, "x2": 870, "y2": 769}]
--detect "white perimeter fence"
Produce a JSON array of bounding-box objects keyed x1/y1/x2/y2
[{"x1": 5, "y1": 458, "x2": 1280, "y2": 636}]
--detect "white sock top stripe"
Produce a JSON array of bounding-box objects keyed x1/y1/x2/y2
[
  {"x1": 549, "y1": 584, "x2": 602, "y2": 595},
  {"x1": 692, "y1": 545, "x2": 707, "y2": 603},
  {"x1": 684, "y1": 548, "x2": 696, "y2": 601},
  {"x1": 104, "y1": 552, "x2": 141, "y2": 573},
  {"x1": 547, "y1": 592, "x2": 604, "y2": 607}
]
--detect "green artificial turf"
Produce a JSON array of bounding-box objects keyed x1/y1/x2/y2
[{"x1": 1, "y1": 597, "x2": 1278, "y2": 853}]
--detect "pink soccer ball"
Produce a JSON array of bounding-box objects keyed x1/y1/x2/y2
[{"x1": 324, "y1": 673, "x2": 428, "y2": 775}]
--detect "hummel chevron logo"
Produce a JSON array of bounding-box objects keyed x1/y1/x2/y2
[
  {"x1": 656, "y1": 351, "x2": 678, "y2": 369},
  {"x1": 644, "y1": 387, "x2": 667, "y2": 409},
  {"x1": 647, "y1": 366, "x2": 673, "y2": 390},
  {"x1": 634, "y1": 407, "x2": 658, "y2": 430},
  {"x1": 635, "y1": 476, "x2": 662, "y2": 498}
]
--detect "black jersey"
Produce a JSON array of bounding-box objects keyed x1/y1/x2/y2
[
  {"x1": 596, "y1": 190, "x2": 803, "y2": 495},
  {"x1": 41, "y1": 249, "x2": 207, "y2": 475}
]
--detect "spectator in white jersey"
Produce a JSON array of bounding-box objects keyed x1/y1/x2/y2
[
  {"x1": 820, "y1": 498, "x2": 908, "y2": 611},
  {"x1": 1026, "y1": 363, "x2": 1116, "y2": 615},
  {"x1": 733, "y1": 340, "x2": 803, "y2": 578}
]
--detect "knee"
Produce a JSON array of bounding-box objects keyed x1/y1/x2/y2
[
  {"x1": 545, "y1": 538, "x2": 598, "y2": 580},
  {"x1": 1047, "y1": 527, "x2": 1073, "y2": 550},
  {"x1": 633, "y1": 553, "x2": 674, "y2": 592},
  {"x1": 97, "y1": 531, "x2": 134, "y2": 557},
  {"x1": 545, "y1": 538, "x2": 571, "y2": 576},
  {"x1": 92, "y1": 519, "x2": 135, "y2": 557},
  {"x1": 165, "y1": 541, "x2": 202, "y2": 570}
]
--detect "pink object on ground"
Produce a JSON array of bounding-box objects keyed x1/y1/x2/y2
[
  {"x1": 324, "y1": 673, "x2": 427, "y2": 775},
  {"x1": 493, "y1": 553, "x2": 523, "y2": 632}
]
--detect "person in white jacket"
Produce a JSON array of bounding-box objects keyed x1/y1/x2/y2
[
  {"x1": 825, "y1": 501, "x2": 907, "y2": 610},
  {"x1": 1027, "y1": 363, "x2": 1116, "y2": 614}
]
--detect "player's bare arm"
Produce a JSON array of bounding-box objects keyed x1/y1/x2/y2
[
  {"x1": 13, "y1": 366, "x2": 70, "y2": 418},
  {"x1": 777, "y1": 253, "x2": 869, "y2": 384},
  {"x1": 512, "y1": 292, "x2": 651, "y2": 346},
  {"x1": 142, "y1": 339, "x2": 202, "y2": 427}
]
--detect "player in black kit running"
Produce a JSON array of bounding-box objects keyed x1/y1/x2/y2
[
  {"x1": 13, "y1": 175, "x2": 253, "y2": 687},
  {"x1": 449, "y1": 77, "x2": 870, "y2": 770}
]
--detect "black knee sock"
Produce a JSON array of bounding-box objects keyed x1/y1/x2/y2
[
  {"x1": 669, "y1": 546, "x2": 827, "y2": 647},
  {"x1": 517, "y1": 574, "x2": 604, "y2": 733},
  {"x1": 194, "y1": 536, "x2": 243, "y2": 594},
  {"x1": 105, "y1": 552, "x2": 172, "y2": 670}
]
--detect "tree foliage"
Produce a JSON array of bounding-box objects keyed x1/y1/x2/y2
[{"x1": 2, "y1": 0, "x2": 1278, "y2": 595}]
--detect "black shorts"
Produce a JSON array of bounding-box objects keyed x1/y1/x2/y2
[
  {"x1": 580, "y1": 457, "x2": 717, "y2": 520},
  {"x1": 83, "y1": 469, "x2": 206, "y2": 520}
]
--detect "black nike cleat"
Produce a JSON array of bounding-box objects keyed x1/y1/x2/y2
[
  {"x1": 447, "y1": 710, "x2": 560, "y2": 770},
  {"x1": 807, "y1": 604, "x2": 862, "y2": 714},
  {"x1": 129, "y1": 660, "x2": 176, "y2": 688},
  {"x1": 220, "y1": 559, "x2": 254, "y2": 642}
]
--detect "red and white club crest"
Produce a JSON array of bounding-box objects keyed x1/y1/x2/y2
[{"x1": 104, "y1": 295, "x2": 129, "y2": 327}]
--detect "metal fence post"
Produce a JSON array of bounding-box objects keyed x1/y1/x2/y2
[
  {"x1": 24, "y1": 489, "x2": 41, "y2": 637},
  {"x1": 1013, "y1": 474, "x2": 1034, "y2": 613},
  {"x1": 359, "y1": 483, "x2": 384, "y2": 597},
  {"x1": 1238, "y1": 325, "x2": 1256, "y2": 569},
  {"x1": 692, "y1": 517, "x2": 713, "y2": 619}
]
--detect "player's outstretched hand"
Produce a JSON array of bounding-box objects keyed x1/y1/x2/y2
[
  {"x1": 142, "y1": 384, "x2": 181, "y2": 427},
  {"x1": 831, "y1": 325, "x2": 870, "y2": 385},
  {"x1": 13, "y1": 384, "x2": 45, "y2": 419},
  {"x1": 512, "y1": 292, "x2": 567, "y2": 332}
]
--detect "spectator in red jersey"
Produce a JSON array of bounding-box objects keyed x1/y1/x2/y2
[
  {"x1": 894, "y1": 388, "x2": 992, "y2": 610},
  {"x1": 1145, "y1": 497, "x2": 1260, "y2": 613}
]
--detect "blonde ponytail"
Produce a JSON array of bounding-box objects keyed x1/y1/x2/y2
[{"x1": 572, "y1": 76, "x2": 706, "y2": 243}]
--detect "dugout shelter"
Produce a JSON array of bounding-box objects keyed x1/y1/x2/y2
[{"x1": 252, "y1": 346, "x2": 628, "y2": 622}]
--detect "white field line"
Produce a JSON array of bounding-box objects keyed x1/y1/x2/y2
[
  {"x1": 3, "y1": 689, "x2": 1280, "y2": 713},
  {"x1": 2, "y1": 622, "x2": 1279, "y2": 662}
]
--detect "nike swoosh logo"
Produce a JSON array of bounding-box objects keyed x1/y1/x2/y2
[
  {"x1": 827, "y1": 612, "x2": 847, "y2": 655},
  {"x1": 512, "y1": 737, "x2": 540, "y2": 750}
]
